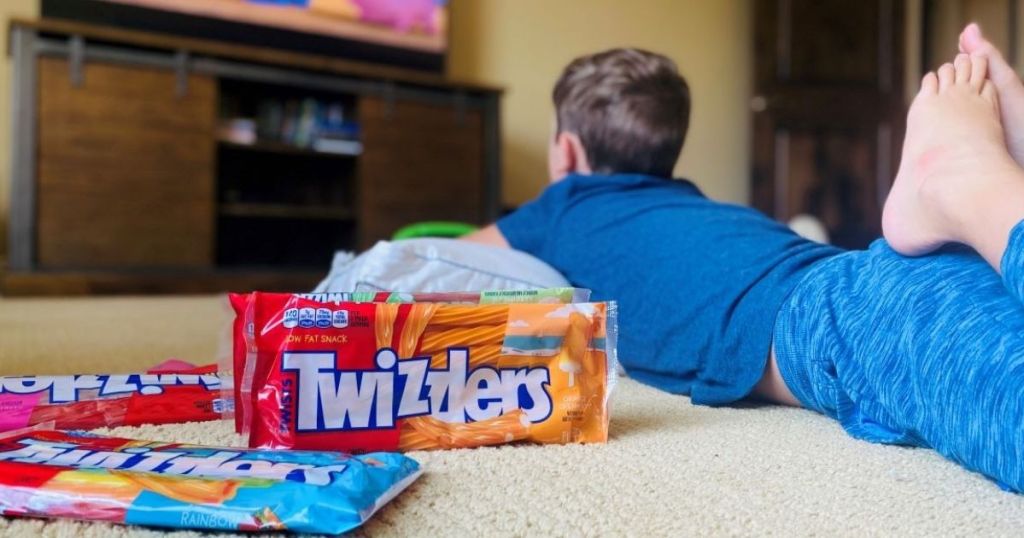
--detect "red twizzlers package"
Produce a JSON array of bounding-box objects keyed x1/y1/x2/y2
[
  {"x1": 230, "y1": 291, "x2": 617, "y2": 453},
  {"x1": 0, "y1": 360, "x2": 232, "y2": 432},
  {"x1": 226, "y1": 289, "x2": 592, "y2": 434}
]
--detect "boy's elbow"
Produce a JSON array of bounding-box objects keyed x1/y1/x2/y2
[{"x1": 462, "y1": 224, "x2": 510, "y2": 248}]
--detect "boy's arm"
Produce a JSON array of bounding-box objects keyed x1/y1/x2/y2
[
  {"x1": 462, "y1": 224, "x2": 509, "y2": 248},
  {"x1": 466, "y1": 180, "x2": 569, "y2": 252}
]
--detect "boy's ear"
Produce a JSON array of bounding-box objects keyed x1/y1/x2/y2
[{"x1": 550, "y1": 131, "x2": 592, "y2": 182}]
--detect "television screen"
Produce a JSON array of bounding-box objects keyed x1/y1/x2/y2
[{"x1": 43, "y1": 0, "x2": 449, "y2": 71}]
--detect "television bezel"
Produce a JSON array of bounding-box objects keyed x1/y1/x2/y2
[{"x1": 41, "y1": 0, "x2": 448, "y2": 73}]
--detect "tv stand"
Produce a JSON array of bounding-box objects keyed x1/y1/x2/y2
[{"x1": 4, "y1": 18, "x2": 502, "y2": 295}]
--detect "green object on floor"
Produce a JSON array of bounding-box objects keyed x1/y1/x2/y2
[{"x1": 392, "y1": 221, "x2": 478, "y2": 240}]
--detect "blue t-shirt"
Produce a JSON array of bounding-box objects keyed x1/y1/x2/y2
[{"x1": 497, "y1": 173, "x2": 842, "y2": 405}]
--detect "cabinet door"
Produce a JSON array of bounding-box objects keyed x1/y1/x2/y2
[
  {"x1": 357, "y1": 96, "x2": 484, "y2": 247},
  {"x1": 36, "y1": 57, "x2": 216, "y2": 269},
  {"x1": 752, "y1": 0, "x2": 904, "y2": 248}
]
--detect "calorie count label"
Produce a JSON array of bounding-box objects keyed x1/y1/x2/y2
[{"x1": 284, "y1": 308, "x2": 349, "y2": 329}]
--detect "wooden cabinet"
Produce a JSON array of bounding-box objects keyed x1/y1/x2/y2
[
  {"x1": 358, "y1": 97, "x2": 484, "y2": 248},
  {"x1": 4, "y1": 19, "x2": 501, "y2": 295},
  {"x1": 36, "y1": 57, "x2": 216, "y2": 269}
]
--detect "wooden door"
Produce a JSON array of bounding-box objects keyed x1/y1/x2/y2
[
  {"x1": 752, "y1": 0, "x2": 905, "y2": 248},
  {"x1": 36, "y1": 57, "x2": 216, "y2": 269},
  {"x1": 357, "y1": 96, "x2": 484, "y2": 247}
]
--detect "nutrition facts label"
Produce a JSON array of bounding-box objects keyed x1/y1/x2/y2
[{"x1": 283, "y1": 308, "x2": 349, "y2": 329}]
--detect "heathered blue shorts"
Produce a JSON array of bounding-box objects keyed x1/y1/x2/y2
[{"x1": 774, "y1": 221, "x2": 1024, "y2": 491}]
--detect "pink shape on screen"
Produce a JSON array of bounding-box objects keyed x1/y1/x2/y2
[{"x1": 353, "y1": 0, "x2": 438, "y2": 34}]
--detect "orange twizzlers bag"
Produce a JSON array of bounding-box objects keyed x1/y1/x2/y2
[{"x1": 230, "y1": 292, "x2": 617, "y2": 452}]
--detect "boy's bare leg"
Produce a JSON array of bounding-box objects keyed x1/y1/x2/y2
[
  {"x1": 751, "y1": 349, "x2": 800, "y2": 406},
  {"x1": 881, "y1": 54, "x2": 1024, "y2": 273}
]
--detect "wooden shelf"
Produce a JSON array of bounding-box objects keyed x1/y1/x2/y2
[
  {"x1": 1, "y1": 269, "x2": 324, "y2": 296},
  {"x1": 6, "y1": 19, "x2": 501, "y2": 295},
  {"x1": 218, "y1": 138, "x2": 362, "y2": 158},
  {"x1": 220, "y1": 202, "x2": 354, "y2": 221}
]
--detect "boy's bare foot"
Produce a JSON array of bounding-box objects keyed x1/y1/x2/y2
[
  {"x1": 882, "y1": 54, "x2": 1021, "y2": 258},
  {"x1": 959, "y1": 23, "x2": 1024, "y2": 166}
]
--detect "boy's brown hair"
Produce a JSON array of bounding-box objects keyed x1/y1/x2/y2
[{"x1": 553, "y1": 48, "x2": 690, "y2": 178}]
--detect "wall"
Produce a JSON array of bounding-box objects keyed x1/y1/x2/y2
[
  {"x1": 448, "y1": 0, "x2": 753, "y2": 206},
  {"x1": 0, "y1": 0, "x2": 38, "y2": 262}
]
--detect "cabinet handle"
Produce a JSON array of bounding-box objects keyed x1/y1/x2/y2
[
  {"x1": 69, "y1": 35, "x2": 85, "y2": 88},
  {"x1": 383, "y1": 81, "x2": 396, "y2": 120},
  {"x1": 174, "y1": 50, "x2": 190, "y2": 98},
  {"x1": 454, "y1": 90, "x2": 466, "y2": 126}
]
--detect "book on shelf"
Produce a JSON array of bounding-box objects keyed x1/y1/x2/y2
[{"x1": 312, "y1": 138, "x2": 363, "y2": 155}]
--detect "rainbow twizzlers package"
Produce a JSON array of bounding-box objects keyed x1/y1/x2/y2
[{"x1": 0, "y1": 429, "x2": 421, "y2": 534}]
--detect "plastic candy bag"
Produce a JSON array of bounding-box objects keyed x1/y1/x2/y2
[
  {"x1": 232, "y1": 292, "x2": 617, "y2": 452},
  {"x1": 0, "y1": 428, "x2": 421, "y2": 534},
  {"x1": 227, "y1": 289, "x2": 591, "y2": 433},
  {"x1": 0, "y1": 360, "x2": 232, "y2": 432}
]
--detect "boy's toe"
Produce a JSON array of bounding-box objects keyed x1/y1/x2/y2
[
  {"x1": 920, "y1": 72, "x2": 939, "y2": 95},
  {"x1": 937, "y1": 62, "x2": 956, "y2": 91},
  {"x1": 959, "y1": 23, "x2": 1020, "y2": 88},
  {"x1": 954, "y1": 53, "x2": 971, "y2": 85},
  {"x1": 969, "y1": 54, "x2": 988, "y2": 91},
  {"x1": 981, "y1": 80, "x2": 999, "y2": 108},
  {"x1": 959, "y1": 23, "x2": 982, "y2": 53}
]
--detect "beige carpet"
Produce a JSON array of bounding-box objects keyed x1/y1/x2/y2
[{"x1": 2, "y1": 295, "x2": 1024, "y2": 536}]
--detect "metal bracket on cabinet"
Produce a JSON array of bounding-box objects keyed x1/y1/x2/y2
[
  {"x1": 174, "y1": 50, "x2": 190, "y2": 98},
  {"x1": 68, "y1": 35, "x2": 85, "y2": 87},
  {"x1": 8, "y1": 26, "x2": 39, "y2": 271},
  {"x1": 454, "y1": 90, "x2": 467, "y2": 127},
  {"x1": 383, "y1": 81, "x2": 396, "y2": 119}
]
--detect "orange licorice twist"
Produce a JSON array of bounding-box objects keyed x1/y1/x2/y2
[
  {"x1": 375, "y1": 303, "x2": 399, "y2": 349},
  {"x1": 398, "y1": 410, "x2": 531, "y2": 451},
  {"x1": 398, "y1": 303, "x2": 439, "y2": 357},
  {"x1": 429, "y1": 345, "x2": 502, "y2": 369},
  {"x1": 419, "y1": 324, "x2": 506, "y2": 351},
  {"x1": 427, "y1": 305, "x2": 509, "y2": 327}
]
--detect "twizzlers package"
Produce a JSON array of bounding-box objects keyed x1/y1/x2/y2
[
  {"x1": 230, "y1": 292, "x2": 617, "y2": 452},
  {"x1": 0, "y1": 429, "x2": 421, "y2": 534},
  {"x1": 0, "y1": 361, "x2": 232, "y2": 433},
  {"x1": 226, "y1": 289, "x2": 591, "y2": 434}
]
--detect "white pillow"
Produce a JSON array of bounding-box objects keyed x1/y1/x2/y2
[{"x1": 313, "y1": 238, "x2": 569, "y2": 293}]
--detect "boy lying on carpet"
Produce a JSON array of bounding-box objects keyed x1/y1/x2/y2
[{"x1": 464, "y1": 24, "x2": 1024, "y2": 492}]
